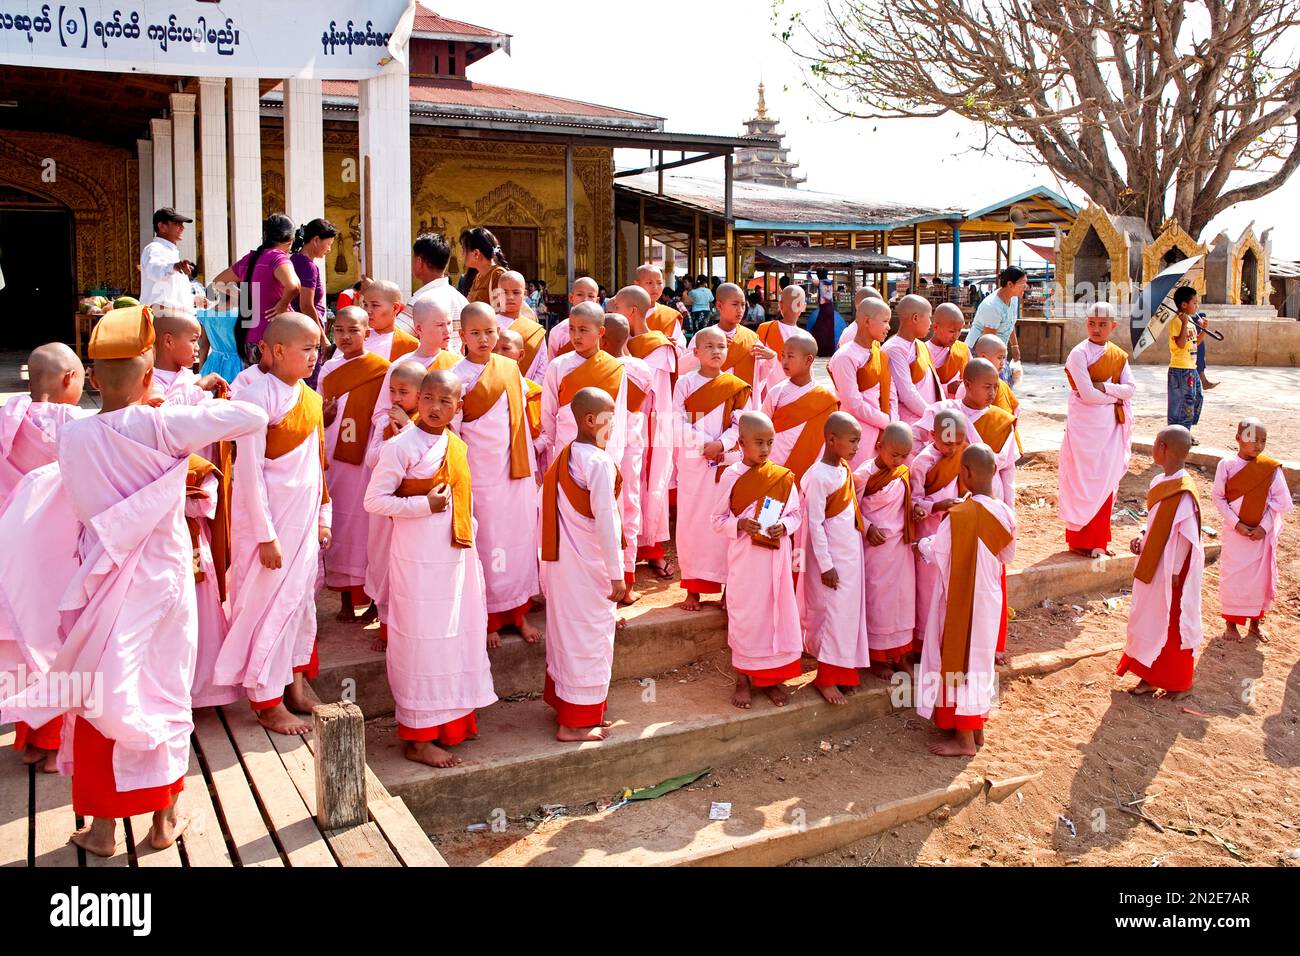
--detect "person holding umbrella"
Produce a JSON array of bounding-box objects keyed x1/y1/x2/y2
[{"x1": 1166, "y1": 286, "x2": 1204, "y2": 440}]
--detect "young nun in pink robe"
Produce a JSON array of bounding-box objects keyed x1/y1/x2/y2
[
  {"x1": 601, "y1": 314, "x2": 654, "y2": 594},
  {"x1": 880, "y1": 295, "x2": 941, "y2": 430},
  {"x1": 915, "y1": 445, "x2": 1017, "y2": 757},
  {"x1": 185, "y1": 459, "x2": 241, "y2": 709},
  {"x1": 0, "y1": 343, "x2": 88, "y2": 506},
  {"x1": 364, "y1": 369, "x2": 496, "y2": 767},
  {"x1": 218, "y1": 314, "x2": 332, "y2": 736},
  {"x1": 909, "y1": 410, "x2": 968, "y2": 653},
  {"x1": 539, "y1": 388, "x2": 628, "y2": 742},
  {"x1": 149, "y1": 312, "x2": 230, "y2": 407},
  {"x1": 0, "y1": 305, "x2": 267, "y2": 855},
  {"x1": 827, "y1": 298, "x2": 895, "y2": 469},
  {"x1": 1117, "y1": 426, "x2": 1204, "y2": 697},
  {"x1": 797, "y1": 413, "x2": 870, "y2": 704},
  {"x1": 855, "y1": 423, "x2": 917, "y2": 672},
  {"x1": 1212, "y1": 419, "x2": 1292, "y2": 640},
  {"x1": 762, "y1": 330, "x2": 838, "y2": 487},
  {"x1": 673, "y1": 326, "x2": 752, "y2": 609},
  {"x1": 1058, "y1": 304, "x2": 1135, "y2": 556},
  {"x1": 711, "y1": 411, "x2": 803, "y2": 710},
  {"x1": 453, "y1": 305, "x2": 541, "y2": 644}
]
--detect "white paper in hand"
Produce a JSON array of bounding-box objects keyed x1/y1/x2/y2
[{"x1": 757, "y1": 494, "x2": 786, "y2": 535}]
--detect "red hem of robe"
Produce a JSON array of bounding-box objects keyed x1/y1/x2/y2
[
  {"x1": 14, "y1": 718, "x2": 62, "y2": 752},
  {"x1": 71, "y1": 717, "x2": 184, "y2": 818},
  {"x1": 250, "y1": 696, "x2": 283, "y2": 712},
  {"x1": 669, "y1": 488, "x2": 677, "y2": 509},
  {"x1": 1065, "y1": 495, "x2": 1113, "y2": 551},
  {"x1": 1116, "y1": 576, "x2": 1195, "y2": 692},
  {"x1": 996, "y1": 565, "x2": 1008, "y2": 653},
  {"x1": 1222, "y1": 614, "x2": 1263, "y2": 625},
  {"x1": 737, "y1": 658, "x2": 802, "y2": 687},
  {"x1": 375, "y1": 622, "x2": 388, "y2": 647},
  {"x1": 931, "y1": 705, "x2": 986, "y2": 731},
  {"x1": 814, "y1": 662, "x2": 861, "y2": 687},
  {"x1": 679, "y1": 577, "x2": 723, "y2": 594},
  {"x1": 624, "y1": 571, "x2": 636, "y2": 586},
  {"x1": 397, "y1": 711, "x2": 478, "y2": 745},
  {"x1": 636, "y1": 543, "x2": 667, "y2": 562},
  {"x1": 486, "y1": 600, "x2": 533, "y2": 633},
  {"x1": 327, "y1": 585, "x2": 371, "y2": 603},
  {"x1": 543, "y1": 673, "x2": 607, "y2": 729},
  {"x1": 869, "y1": 644, "x2": 911, "y2": 663},
  {"x1": 293, "y1": 641, "x2": 319, "y2": 680}
]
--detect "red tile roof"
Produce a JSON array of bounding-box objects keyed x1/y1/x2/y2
[{"x1": 412, "y1": 5, "x2": 506, "y2": 39}]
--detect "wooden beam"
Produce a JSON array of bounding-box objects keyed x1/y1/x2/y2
[{"x1": 564, "y1": 145, "x2": 575, "y2": 289}]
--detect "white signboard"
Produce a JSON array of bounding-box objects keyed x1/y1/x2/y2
[{"x1": 0, "y1": 0, "x2": 415, "y2": 78}]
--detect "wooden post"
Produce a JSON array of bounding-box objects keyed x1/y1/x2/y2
[
  {"x1": 637, "y1": 197, "x2": 645, "y2": 271},
  {"x1": 911, "y1": 223, "x2": 921, "y2": 291},
  {"x1": 564, "y1": 145, "x2": 575, "y2": 289},
  {"x1": 707, "y1": 216, "x2": 713, "y2": 281},
  {"x1": 313, "y1": 702, "x2": 367, "y2": 830}
]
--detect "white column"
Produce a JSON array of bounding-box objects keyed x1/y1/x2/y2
[
  {"x1": 358, "y1": 61, "x2": 411, "y2": 295},
  {"x1": 169, "y1": 92, "x2": 197, "y2": 262},
  {"x1": 198, "y1": 77, "x2": 230, "y2": 283},
  {"x1": 150, "y1": 117, "x2": 173, "y2": 209},
  {"x1": 283, "y1": 78, "x2": 325, "y2": 230},
  {"x1": 228, "y1": 77, "x2": 263, "y2": 257},
  {"x1": 136, "y1": 138, "x2": 154, "y2": 256}
]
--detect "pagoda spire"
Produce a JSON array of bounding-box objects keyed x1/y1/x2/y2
[{"x1": 734, "y1": 80, "x2": 805, "y2": 189}]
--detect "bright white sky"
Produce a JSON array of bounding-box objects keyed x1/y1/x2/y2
[{"x1": 438, "y1": 0, "x2": 1300, "y2": 266}]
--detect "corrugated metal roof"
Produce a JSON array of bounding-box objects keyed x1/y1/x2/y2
[
  {"x1": 412, "y1": 5, "x2": 506, "y2": 39},
  {"x1": 617, "y1": 172, "x2": 961, "y2": 228},
  {"x1": 754, "y1": 247, "x2": 914, "y2": 273}
]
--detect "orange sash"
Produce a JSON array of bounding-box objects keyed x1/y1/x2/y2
[
  {"x1": 428, "y1": 349, "x2": 461, "y2": 372},
  {"x1": 320, "y1": 352, "x2": 390, "y2": 466},
  {"x1": 509, "y1": 315, "x2": 547, "y2": 376},
  {"x1": 265, "y1": 385, "x2": 331, "y2": 506},
  {"x1": 525, "y1": 378, "x2": 543, "y2": 440},
  {"x1": 184, "y1": 453, "x2": 231, "y2": 600},
  {"x1": 993, "y1": 381, "x2": 1023, "y2": 455},
  {"x1": 558, "y1": 349, "x2": 625, "y2": 406},
  {"x1": 940, "y1": 499, "x2": 1014, "y2": 685},
  {"x1": 850, "y1": 341, "x2": 891, "y2": 416},
  {"x1": 924, "y1": 448, "x2": 968, "y2": 498},
  {"x1": 389, "y1": 328, "x2": 420, "y2": 363},
  {"x1": 757, "y1": 320, "x2": 791, "y2": 354},
  {"x1": 770, "y1": 386, "x2": 839, "y2": 484},
  {"x1": 382, "y1": 411, "x2": 419, "y2": 441},
  {"x1": 682, "y1": 372, "x2": 751, "y2": 422},
  {"x1": 823, "y1": 462, "x2": 864, "y2": 532},
  {"x1": 720, "y1": 324, "x2": 761, "y2": 386},
  {"x1": 934, "y1": 340, "x2": 970, "y2": 385},
  {"x1": 1134, "y1": 475, "x2": 1200, "y2": 584},
  {"x1": 1223, "y1": 455, "x2": 1279, "y2": 529},
  {"x1": 1065, "y1": 342, "x2": 1129, "y2": 424},
  {"x1": 729, "y1": 460, "x2": 797, "y2": 549},
  {"x1": 908, "y1": 338, "x2": 937, "y2": 385},
  {"x1": 646, "y1": 303, "x2": 681, "y2": 338},
  {"x1": 540, "y1": 442, "x2": 623, "y2": 561},
  {"x1": 863, "y1": 462, "x2": 915, "y2": 543},
  {"x1": 392, "y1": 432, "x2": 474, "y2": 548},
  {"x1": 461, "y1": 353, "x2": 532, "y2": 480},
  {"x1": 972, "y1": 405, "x2": 1016, "y2": 454}
]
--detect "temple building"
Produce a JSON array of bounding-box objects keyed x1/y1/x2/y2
[{"x1": 732, "y1": 83, "x2": 805, "y2": 189}]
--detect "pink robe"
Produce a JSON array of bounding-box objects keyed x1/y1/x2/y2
[
  {"x1": 363, "y1": 428, "x2": 496, "y2": 731},
  {"x1": 547, "y1": 320, "x2": 570, "y2": 358},
  {"x1": 230, "y1": 364, "x2": 267, "y2": 399},
  {"x1": 673, "y1": 371, "x2": 747, "y2": 587},
  {"x1": 1123, "y1": 470, "x2": 1204, "y2": 666},
  {"x1": 364, "y1": 328, "x2": 401, "y2": 362},
  {"x1": 541, "y1": 442, "x2": 624, "y2": 707},
  {"x1": 915, "y1": 495, "x2": 1016, "y2": 722},
  {"x1": 1058, "y1": 341, "x2": 1135, "y2": 532},
  {"x1": 218, "y1": 376, "x2": 331, "y2": 704},
  {"x1": 761, "y1": 379, "x2": 826, "y2": 475},
  {"x1": 187, "y1": 472, "x2": 240, "y2": 708},
  {"x1": 618, "y1": 356, "x2": 653, "y2": 576},
  {"x1": 796, "y1": 461, "x2": 870, "y2": 668},
  {"x1": 150, "y1": 366, "x2": 206, "y2": 405},
  {"x1": 855, "y1": 460, "x2": 916, "y2": 656},
  {"x1": 361, "y1": 416, "x2": 412, "y2": 624},
  {"x1": 0, "y1": 396, "x2": 87, "y2": 506},
  {"x1": 916, "y1": 400, "x2": 1016, "y2": 509},
  {"x1": 452, "y1": 357, "x2": 540, "y2": 614},
  {"x1": 710, "y1": 463, "x2": 803, "y2": 674},
  {"x1": 497, "y1": 313, "x2": 550, "y2": 383},
  {"x1": 910, "y1": 444, "x2": 961, "y2": 646},
  {"x1": 758, "y1": 321, "x2": 798, "y2": 400},
  {"x1": 634, "y1": 343, "x2": 676, "y2": 550},
  {"x1": 827, "y1": 340, "x2": 896, "y2": 469},
  {"x1": 1, "y1": 402, "x2": 266, "y2": 789},
  {"x1": 926, "y1": 341, "x2": 963, "y2": 400},
  {"x1": 1212, "y1": 458, "x2": 1290, "y2": 620},
  {"x1": 537, "y1": 350, "x2": 630, "y2": 491},
  {"x1": 881, "y1": 336, "x2": 942, "y2": 428},
  {"x1": 317, "y1": 352, "x2": 380, "y2": 590},
  {"x1": 678, "y1": 324, "x2": 776, "y2": 387}
]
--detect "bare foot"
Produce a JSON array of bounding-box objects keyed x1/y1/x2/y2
[
  {"x1": 359, "y1": 603, "x2": 379, "y2": 625},
  {"x1": 530, "y1": 592, "x2": 546, "y2": 608},
  {"x1": 370, "y1": 635, "x2": 388, "y2": 652},
  {"x1": 1248, "y1": 622, "x2": 1269, "y2": 643},
  {"x1": 486, "y1": 630, "x2": 502, "y2": 650},
  {"x1": 256, "y1": 703, "x2": 312, "y2": 736},
  {"x1": 1068, "y1": 547, "x2": 1093, "y2": 558},
  {"x1": 994, "y1": 651, "x2": 1009, "y2": 666},
  {"x1": 148, "y1": 799, "x2": 189, "y2": 850},
  {"x1": 518, "y1": 618, "x2": 543, "y2": 643},
  {"x1": 70, "y1": 819, "x2": 117, "y2": 857},
  {"x1": 720, "y1": 590, "x2": 728, "y2": 612},
  {"x1": 731, "y1": 676, "x2": 752, "y2": 709},
  {"x1": 1164, "y1": 689, "x2": 1193, "y2": 700},
  {"x1": 1222, "y1": 621, "x2": 1243, "y2": 642},
  {"x1": 928, "y1": 733, "x2": 978, "y2": 757},
  {"x1": 404, "y1": 740, "x2": 461, "y2": 768},
  {"x1": 42, "y1": 750, "x2": 59, "y2": 774},
  {"x1": 615, "y1": 617, "x2": 627, "y2": 631},
  {"x1": 619, "y1": 588, "x2": 641, "y2": 606},
  {"x1": 761, "y1": 684, "x2": 789, "y2": 707},
  {"x1": 868, "y1": 662, "x2": 894, "y2": 682},
  {"x1": 973, "y1": 728, "x2": 985, "y2": 747},
  {"x1": 19, "y1": 744, "x2": 44, "y2": 766},
  {"x1": 285, "y1": 674, "x2": 323, "y2": 714},
  {"x1": 816, "y1": 683, "x2": 846, "y2": 705},
  {"x1": 1127, "y1": 680, "x2": 1158, "y2": 696},
  {"x1": 556, "y1": 724, "x2": 609, "y2": 742},
  {"x1": 681, "y1": 592, "x2": 701, "y2": 611}
]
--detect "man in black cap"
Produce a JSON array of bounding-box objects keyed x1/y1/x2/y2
[{"x1": 140, "y1": 207, "x2": 197, "y2": 314}]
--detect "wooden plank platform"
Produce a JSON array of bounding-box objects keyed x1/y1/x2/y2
[{"x1": 0, "y1": 716, "x2": 443, "y2": 868}]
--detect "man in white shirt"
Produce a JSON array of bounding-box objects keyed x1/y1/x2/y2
[
  {"x1": 408, "y1": 232, "x2": 468, "y2": 348},
  {"x1": 140, "y1": 207, "x2": 197, "y2": 314}
]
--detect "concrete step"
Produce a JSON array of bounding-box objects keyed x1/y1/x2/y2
[
  {"x1": 370, "y1": 638, "x2": 1119, "y2": 834},
  {"x1": 314, "y1": 544, "x2": 1208, "y2": 720}
]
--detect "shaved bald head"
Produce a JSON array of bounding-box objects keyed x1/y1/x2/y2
[
  {"x1": 932, "y1": 303, "x2": 964, "y2": 330},
  {"x1": 612, "y1": 285, "x2": 651, "y2": 314},
  {"x1": 974, "y1": 334, "x2": 1007, "y2": 360},
  {"x1": 896, "y1": 294, "x2": 932, "y2": 321},
  {"x1": 570, "y1": 276, "x2": 600, "y2": 300},
  {"x1": 825, "y1": 410, "x2": 862, "y2": 441},
  {"x1": 153, "y1": 310, "x2": 201, "y2": 340},
  {"x1": 739, "y1": 410, "x2": 775, "y2": 439},
  {"x1": 880, "y1": 421, "x2": 914, "y2": 453},
  {"x1": 634, "y1": 264, "x2": 663, "y2": 282},
  {"x1": 334, "y1": 305, "x2": 369, "y2": 329},
  {"x1": 570, "y1": 301, "x2": 606, "y2": 329},
  {"x1": 495, "y1": 327, "x2": 525, "y2": 356},
  {"x1": 781, "y1": 285, "x2": 807, "y2": 308},
  {"x1": 1155, "y1": 424, "x2": 1194, "y2": 463},
  {"x1": 572, "y1": 386, "x2": 615, "y2": 446},
  {"x1": 91, "y1": 352, "x2": 154, "y2": 395},
  {"x1": 856, "y1": 297, "x2": 891, "y2": 322},
  {"x1": 691, "y1": 324, "x2": 726, "y2": 349},
  {"x1": 390, "y1": 358, "x2": 429, "y2": 388},
  {"x1": 961, "y1": 442, "x2": 998, "y2": 479},
  {"x1": 28, "y1": 342, "x2": 83, "y2": 395},
  {"x1": 368, "y1": 279, "x2": 402, "y2": 304},
  {"x1": 1237, "y1": 417, "x2": 1267, "y2": 445},
  {"x1": 854, "y1": 286, "x2": 882, "y2": 306},
  {"x1": 602, "y1": 312, "x2": 630, "y2": 354},
  {"x1": 421, "y1": 368, "x2": 462, "y2": 395},
  {"x1": 931, "y1": 408, "x2": 967, "y2": 447},
  {"x1": 783, "y1": 329, "x2": 818, "y2": 357},
  {"x1": 963, "y1": 356, "x2": 999, "y2": 384},
  {"x1": 1086, "y1": 301, "x2": 1117, "y2": 320},
  {"x1": 460, "y1": 301, "x2": 496, "y2": 330},
  {"x1": 263, "y1": 311, "x2": 321, "y2": 346},
  {"x1": 499, "y1": 270, "x2": 526, "y2": 288},
  {"x1": 715, "y1": 282, "x2": 745, "y2": 304}
]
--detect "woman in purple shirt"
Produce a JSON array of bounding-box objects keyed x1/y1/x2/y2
[
  {"x1": 212, "y1": 213, "x2": 301, "y2": 364},
  {"x1": 291, "y1": 218, "x2": 337, "y2": 325}
]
